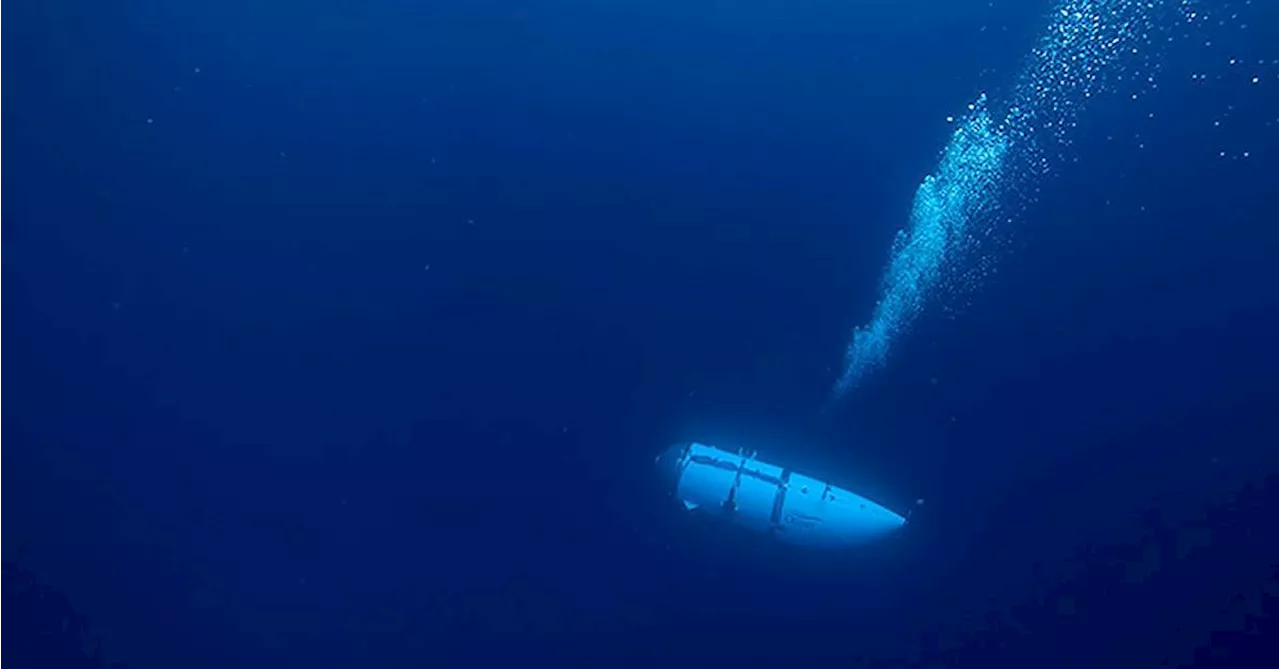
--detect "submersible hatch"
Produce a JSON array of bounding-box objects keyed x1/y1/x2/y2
[{"x1": 656, "y1": 442, "x2": 906, "y2": 547}]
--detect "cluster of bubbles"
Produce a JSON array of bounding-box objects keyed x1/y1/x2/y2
[
  {"x1": 832, "y1": 97, "x2": 1009, "y2": 397},
  {"x1": 830, "y1": 0, "x2": 1203, "y2": 401}
]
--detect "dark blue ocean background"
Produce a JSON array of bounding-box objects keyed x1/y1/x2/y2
[{"x1": 5, "y1": 0, "x2": 1276, "y2": 667}]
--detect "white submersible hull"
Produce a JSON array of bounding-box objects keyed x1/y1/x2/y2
[{"x1": 656, "y1": 442, "x2": 906, "y2": 547}]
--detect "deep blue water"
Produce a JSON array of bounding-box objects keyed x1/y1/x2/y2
[{"x1": 5, "y1": 0, "x2": 1276, "y2": 667}]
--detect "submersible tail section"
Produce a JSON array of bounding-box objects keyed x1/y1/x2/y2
[{"x1": 656, "y1": 442, "x2": 906, "y2": 547}]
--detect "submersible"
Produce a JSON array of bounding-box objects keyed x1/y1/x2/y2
[{"x1": 656, "y1": 442, "x2": 906, "y2": 547}]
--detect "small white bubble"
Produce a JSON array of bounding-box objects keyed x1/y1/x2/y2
[{"x1": 1251, "y1": 76, "x2": 1259, "y2": 84}]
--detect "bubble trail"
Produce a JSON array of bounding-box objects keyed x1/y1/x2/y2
[
  {"x1": 832, "y1": 98, "x2": 1009, "y2": 397},
  {"x1": 830, "y1": 0, "x2": 1174, "y2": 401}
]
